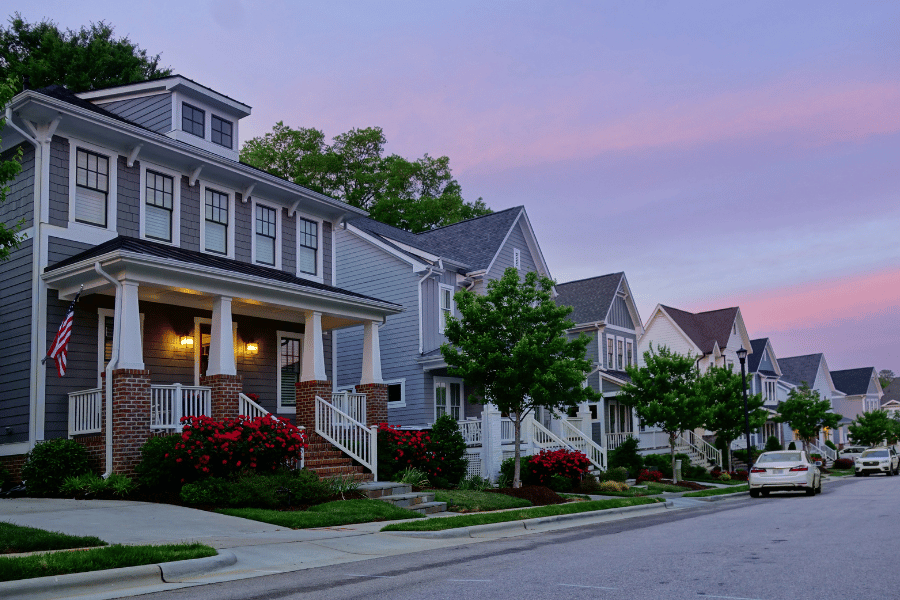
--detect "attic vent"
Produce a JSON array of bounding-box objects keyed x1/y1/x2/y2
[{"x1": 513, "y1": 248, "x2": 521, "y2": 270}]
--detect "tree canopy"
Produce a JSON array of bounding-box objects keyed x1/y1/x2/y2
[
  {"x1": 848, "y1": 410, "x2": 896, "y2": 447},
  {"x1": 240, "y1": 122, "x2": 490, "y2": 232},
  {"x1": 441, "y1": 267, "x2": 598, "y2": 487},
  {"x1": 0, "y1": 14, "x2": 171, "y2": 93},
  {"x1": 878, "y1": 369, "x2": 895, "y2": 390},
  {"x1": 774, "y1": 383, "x2": 841, "y2": 455},
  {"x1": 0, "y1": 76, "x2": 23, "y2": 261}
]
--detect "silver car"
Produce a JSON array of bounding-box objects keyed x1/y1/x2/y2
[
  {"x1": 854, "y1": 447, "x2": 900, "y2": 476},
  {"x1": 749, "y1": 450, "x2": 822, "y2": 497}
]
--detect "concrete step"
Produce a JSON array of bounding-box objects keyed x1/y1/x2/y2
[
  {"x1": 406, "y1": 501, "x2": 448, "y2": 515},
  {"x1": 357, "y1": 482, "x2": 413, "y2": 498},
  {"x1": 375, "y1": 492, "x2": 436, "y2": 508}
]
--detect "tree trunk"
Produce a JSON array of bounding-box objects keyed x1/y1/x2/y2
[
  {"x1": 669, "y1": 431, "x2": 678, "y2": 483},
  {"x1": 725, "y1": 438, "x2": 733, "y2": 472},
  {"x1": 513, "y1": 414, "x2": 522, "y2": 489}
]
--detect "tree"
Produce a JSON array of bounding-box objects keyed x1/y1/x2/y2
[
  {"x1": 440, "y1": 267, "x2": 598, "y2": 488},
  {"x1": 0, "y1": 14, "x2": 171, "y2": 93},
  {"x1": 619, "y1": 346, "x2": 707, "y2": 483},
  {"x1": 773, "y1": 383, "x2": 842, "y2": 456},
  {"x1": 848, "y1": 410, "x2": 896, "y2": 448},
  {"x1": 696, "y1": 365, "x2": 767, "y2": 470},
  {"x1": 878, "y1": 369, "x2": 895, "y2": 390},
  {"x1": 241, "y1": 123, "x2": 490, "y2": 233},
  {"x1": 0, "y1": 76, "x2": 23, "y2": 260}
]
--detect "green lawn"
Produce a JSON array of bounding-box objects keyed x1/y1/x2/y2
[
  {"x1": 430, "y1": 489, "x2": 532, "y2": 512},
  {"x1": 685, "y1": 478, "x2": 746, "y2": 486},
  {"x1": 828, "y1": 469, "x2": 854, "y2": 477},
  {"x1": 0, "y1": 543, "x2": 216, "y2": 582},
  {"x1": 682, "y1": 485, "x2": 749, "y2": 498},
  {"x1": 218, "y1": 499, "x2": 424, "y2": 528},
  {"x1": 595, "y1": 482, "x2": 696, "y2": 497},
  {"x1": 1, "y1": 522, "x2": 106, "y2": 554},
  {"x1": 381, "y1": 497, "x2": 663, "y2": 532}
]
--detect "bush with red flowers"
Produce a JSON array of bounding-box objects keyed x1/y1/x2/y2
[
  {"x1": 636, "y1": 469, "x2": 664, "y2": 483},
  {"x1": 728, "y1": 469, "x2": 749, "y2": 481},
  {"x1": 377, "y1": 423, "x2": 434, "y2": 482},
  {"x1": 527, "y1": 449, "x2": 591, "y2": 485},
  {"x1": 833, "y1": 457, "x2": 854, "y2": 469}
]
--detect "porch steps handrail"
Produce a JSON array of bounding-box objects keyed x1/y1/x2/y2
[
  {"x1": 458, "y1": 419, "x2": 483, "y2": 446},
  {"x1": 676, "y1": 430, "x2": 722, "y2": 468},
  {"x1": 315, "y1": 395, "x2": 377, "y2": 481},
  {"x1": 560, "y1": 419, "x2": 606, "y2": 470},
  {"x1": 150, "y1": 384, "x2": 211, "y2": 430},
  {"x1": 530, "y1": 419, "x2": 576, "y2": 453},
  {"x1": 238, "y1": 393, "x2": 278, "y2": 421},
  {"x1": 331, "y1": 392, "x2": 367, "y2": 425},
  {"x1": 806, "y1": 441, "x2": 837, "y2": 462},
  {"x1": 68, "y1": 388, "x2": 103, "y2": 437}
]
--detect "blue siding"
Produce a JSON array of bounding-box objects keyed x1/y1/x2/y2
[
  {"x1": 0, "y1": 143, "x2": 35, "y2": 230},
  {"x1": 48, "y1": 136, "x2": 69, "y2": 227},
  {"x1": 608, "y1": 295, "x2": 635, "y2": 329},
  {"x1": 96, "y1": 94, "x2": 172, "y2": 133},
  {"x1": 117, "y1": 157, "x2": 140, "y2": 237},
  {"x1": 234, "y1": 195, "x2": 251, "y2": 262},
  {"x1": 0, "y1": 240, "x2": 34, "y2": 444},
  {"x1": 180, "y1": 177, "x2": 200, "y2": 252},
  {"x1": 486, "y1": 217, "x2": 539, "y2": 281},
  {"x1": 282, "y1": 210, "x2": 296, "y2": 275}
]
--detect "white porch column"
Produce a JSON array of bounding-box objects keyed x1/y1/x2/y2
[
  {"x1": 577, "y1": 402, "x2": 593, "y2": 438},
  {"x1": 597, "y1": 396, "x2": 607, "y2": 448},
  {"x1": 301, "y1": 310, "x2": 327, "y2": 382},
  {"x1": 116, "y1": 280, "x2": 144, "y2": 370},
  {"x1": 482, "y1": 403, "x2": 503, "y2": 483},
  {"x1": 207, "y1": 296, "x2": 236, "y2": 376},
  {"x1": 360, "y1": 320, "x2": 383, "y2": 385}
]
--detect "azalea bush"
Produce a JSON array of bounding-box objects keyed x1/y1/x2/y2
[
  {"x1": 500, "y1": 449, "x2": 590, "y2": 487},
  {"x1": 21, "y1": 438, "x2": 92, "y2": 497},
  {"x1": 833, "y1": 457, "x2": 854, "y2": 470},
  {"x1": 377, "y1": 424, "x2": 434, "y2": 482},
  {"x1": 636, "y1": 469, "x2": 663, "y2": 483}
]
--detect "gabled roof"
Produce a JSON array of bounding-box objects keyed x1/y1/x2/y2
[
  {"x1": 660, "y1": 305, "x2": 739, "y2": 355},
  {"x1": 554, "y1": 273, "x2": 623, "y2": 324},
  {"x1": 748, "y1": 338, "x2": 769, "y2": 372},
  {"x1": 830, "y1": 367, "x2": 877, "y2": 396},
  {"x1": 35, "y1": 85, "x2": 149, "y2": 130},
  {"x1": 779, "y1": 353, "x2": 824, "y2": 388},
  {"x1": 882, "y1": 379, "x2": 900, "y2": 405}
]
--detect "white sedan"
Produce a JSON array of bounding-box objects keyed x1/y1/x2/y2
[{"x1": 748, "y1": 451, "x2": 822, "y2": 497}]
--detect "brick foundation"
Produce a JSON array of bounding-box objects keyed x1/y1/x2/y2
[
  {"x1": 111, "y1": 369, "x2": 151, "y2": 477},
  {"x1": 201, "y1": 374, "x2": 243, "y2": 421},
  {"x1": 295, "y1": 380, "x2": 334, "y2": 431},
  {"x1": 0, "y1": 454, "x2": 26, "y2": 485},
  {"x1": 356, "y1": 383, "x2": 389, "y2": 426}
]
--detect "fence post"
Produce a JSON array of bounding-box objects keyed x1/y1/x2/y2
[
  {"x1": 173, "y1": 383, "x2": 183, "y2": 429},
  {"x1": 68, "y1": 393, "x2": 75, "y2": 439},
  {"x1": 370, "y1": 424, "x2": 379, "y2": 482}
]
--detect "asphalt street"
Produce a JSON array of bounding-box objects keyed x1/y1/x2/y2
[{"x1": 132, "y1": 475, "x2": 899, "y2": 600}]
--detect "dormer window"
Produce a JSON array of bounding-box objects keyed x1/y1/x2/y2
[
  {"x1": 212, "y1": 115, "x2": 233, "y2": 149},
  {"x1": 182, "y1": 103, "x2": 205, "y2": 137}
]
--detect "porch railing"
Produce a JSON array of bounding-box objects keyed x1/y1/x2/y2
[
  {"x1": 239, "y1": 393, "x2": 275, "y2": 421},
  {"x1": 677, "y1": 430, "x2": 722, "y2": 468},
  {"x1": 315, "y1": 395, "x2": 377, "y2": 481},
  {"x1": 500, "y1": 418, "x2": 515, "y2": 443},
  {"x1": 331, "y1": 392, "x2": 367, "y2": 425},
  {"x1": 807, "y1": 441, "x2": 837, "y2": 462},
  {"x1": 458, "y1": 419, "x2": 483, "y2": 446},
  {"x1": 560, "y1": 419, "x2": 606, "y2": 470},
  {"x1": 68, "y1": 388, "x2": 103, "y2": 437},
  {"x1": 606, "y1": 432, "x2": 638, "y2": 452},
  {"x1": 150, "y1": 384, "x2": 211, "y2": 430}
]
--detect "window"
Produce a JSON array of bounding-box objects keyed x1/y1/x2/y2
[
  {"x1": 277, "y1": 332, "x2": 302, "y2": 411},
  {"x1": 211, "y1": 115, "x2": 233, "y2": 148},
  {"x1": 385, "y1": 379, "x2": 406, "y2": 406},
  {"x1": 182, "y1": 103, "x2": 205, "y2": 137},
  {"x1": 97, "y1": 309, "x2": 144, "y2": 385},
  {"x1": 255, "y1": 204, "x2": 277, "y2": 266},
  {"x1": 435, "y1": 378, "x2": 463, "y2": 420},
  {"x1": 617, "y1": 339, "x2": 624, "y2": 370},
  {"x1": 144, "y1": 170, "x2": 174, "y2": 242},
  {"x1": 74, "y1": 149, "x2": 109, "y2": 227},
  {"x1": 607, "y1": 337, "x2": 614, "y2": 368},
  {"x1": 297, "y1": 218, "x2": 318, "y2": 275},
  {"x1": 513, "y1": 248, "x2": 521, "y2": 270},
  {"x1": 439, "y1": 284, "x2": 454, "y2": 334},
  {"x1": 204, "y1": 188, "x2": 229, "y2": 255},
  {"x1": 626, "y1": 340, "x2": 634, "y2": 367}
]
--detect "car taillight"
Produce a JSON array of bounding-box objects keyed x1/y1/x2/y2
[
  {"x1": 750, "y1": 468, "x2": 766, "y2": 473},
  {"x1": 789, "y1": 466, "x2": 808, "y2": 472}
]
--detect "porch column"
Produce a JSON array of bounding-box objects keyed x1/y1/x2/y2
[
  {"x1": 207, "y1": 296, "x2": 236, "y2": 376},
  {"x1": 110, "y1": 368, "x2": 151, "y2": 476},
  {"x1": 482, "y1": 403, "x2": 503, "y2": 483},
  {"x1": 117, "y1": 280, "x2": 144, "y2": 370},
  {"x1": 301, "y1": 310, "x2": 327, "y2": 382},
  {"x1": 360, "y1": 321, "x2": 383, "y2": 385},
  {"x1": 577, "y1": 402, "x2": 593, "y2": 438},
  {"x1": 597, "y1": 397, "x2": 607, "y2": 448}
]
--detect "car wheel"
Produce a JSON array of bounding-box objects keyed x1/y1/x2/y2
[
  {"x1": 761, "y1": 490, "x2": 770, "y2": 497},
  {"x1": 805, "y1": 485, "x2": 815, "y2": 496},
  {"x1": 816, "y1": 478, "x2": 822, "y2": 494},
  {"x1": 855, "y1": 472, "x2": 862, "y2": 477},
  {"x1": 749, "y1": 489, "x2": 760, "y2": 498}
]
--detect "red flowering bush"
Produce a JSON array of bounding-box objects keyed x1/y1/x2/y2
[
  {"x1": 167, "y1": 414, "x2": 307, "y2": 482},
  {"x1": 377, "y1": 423, "x2": 434, "y2": 482},
  {"x1": 636, "y1": 469, "x2": 663, "y2": 483},
  {"x1": 526, "y1": 449, "x2": 591, "y2": 485},
  {"x1": 728, "y1": 469, "x2": 749, "y2": 481}
]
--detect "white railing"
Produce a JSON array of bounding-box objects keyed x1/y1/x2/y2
[
  {"x1": 677, "y1": 430, "x2": 722, "y2": 468},
  {"x1": 606, "y1": 432, "x2": 638, "y2": 452},
  {"x1": 638, "y1": 430, "x2": 672, "y2": 450},
  {"x1": 315, "y1": 395, "x2": 377, "y2": 481},
  {"x1": 239, "y1": 393, "x2": 275, "y2": 421},
  {"x1": 150, "y1": 384, "x2": 211, "y2": 430},
  {"x1": 500, "y1": 418, "x2": 515, "y2": 443},
  {"x1": 331, "y1": 392, "x2": 367, "y2": 425},
  {"x1": 68, "y1": 388, "x2": 103, "y2": 437},
  {"x1": 807, "y1": 441, "x2": 837, "y2": 462},
  {"x1": 560, "y1": 419, "x2": 606, "y2": 470},
  {"x1": 530, "y1": 419, "x2": 574, "y2": 452},
  {"x1": 458, "y1": 420, "x2": 483, "y2": 446}
]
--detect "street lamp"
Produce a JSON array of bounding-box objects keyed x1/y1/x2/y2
[{"x1": 736, "y1": 347, "x2": 752, "y2": 470}]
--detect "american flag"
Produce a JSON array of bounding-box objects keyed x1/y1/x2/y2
[{"x1": 45, "y1": 290, "x2": 81, "y2": 377}]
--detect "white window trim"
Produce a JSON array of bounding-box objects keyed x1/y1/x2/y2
[
  {"x1": 616, "y1": 336, "x2": 625, "y2": 370},
  {"x1": 434, "y1": 376, "x2": 464, "y2": 422},
  {"x1": 68, "y1": 138, "x2": 118, "y2": 233},
  {"x1": 139, "y1": 161, "x2": 182, "y2": 246},
  {"x1": 295, "y1": 210, "x2": 324, "y2": 283},
  {"x1": 251, "y1": 197, "x2": 282, "y2": 269},
  {"x1": 97, "y1": 308, "x2": 144, "y2": 387},
  {"x1": 199, "y1": 181, "x2": 235, "y2": 259},
  {"x1": 276, "y1": 330, "x2": 304, "y2": 413},
  {"x1": 625, "y1": 339, "x2": 634, "y2": 368},
  {"x1": 606, "y1": 336, "x2": 614, "y2": 370},
  {"x1": 193, "y1": 317, "x2": 238, "y2": 386},
  {"x1": 384, "y1": 377, "x2": 407, "y2": 408},
  {"x1": 438, "y1": 283, "x2": 454, "y2": 334}
]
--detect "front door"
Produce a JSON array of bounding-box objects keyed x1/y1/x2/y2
[{"x1": 434, "y1": 377, "x2": 463, "y2": 421}]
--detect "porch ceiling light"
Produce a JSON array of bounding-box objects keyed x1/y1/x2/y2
[
  {"x1": 245, "y1": 342, "x2": 259, "y2": 355},
  {"x1": 180, "y1": 335, "x2": 194, "y2": 347}
]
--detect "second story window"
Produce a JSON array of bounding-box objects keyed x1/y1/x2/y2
[
  {"x1": 297, "y1": 218, "x2": 317, "y2": 275},
  {"x1": 607, "y1": 337, "x2": 614, "y2": 368},
  {"x1": 205, "y1": 188, "x2": 229, "y2": 255},
  {"x1": 617, "y1": 339, "x2": 624, "y2": 369},
  {"x1": 626, "y1": 340, "x2": 634, "y2": 367},
  {"x1": 145, "y1": 170, "x2": 174, "y2": 242},
  {"x1": 211, "y1": 115, "x2": 233, "y2": 148},
  {"x1": 255, "y1": 204, "x2": 277, "y2": 266},
  {"x1": 74, "y1": 149, "x2": 108, "y2": 227},
  {"x1": 182, "y1": 103, "x2": 205, "y2": 137},
  {"x1": 439, "y1": 284, "x2": 453, "y2": 334}
]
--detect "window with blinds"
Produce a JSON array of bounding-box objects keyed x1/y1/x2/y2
[
  {"x1": 255, "y1": 204, "x2": 277, "y2": 266},
  {"x1": 298, "y1": 218, "x2": 317, "y2": 275},
  {"x1": 145, "y1": 170, "x2": 174, "y2": 242},
  {"x1": 279, "y1": 336, "x2": 301, "y2": 408},
  {"x1": 75, "y1": 149, "x2": 108, "y2": 227},
  {"x1": 205, "y1": 188, "x2": 229, "y2": 254}
]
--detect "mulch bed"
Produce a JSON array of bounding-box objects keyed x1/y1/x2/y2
[
  {"x1": 488, "y1": 485, "x2": 567, "y2": 506},
  {"x1": 658, "y1": 479, "x2": 707, "y2": 491}
]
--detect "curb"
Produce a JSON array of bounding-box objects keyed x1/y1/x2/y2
[
  {"x1": 0, "y1": 550, "x2": 237, "y2": 600},
  {"x1": 694, "y1": 492, "x2": 750, "y2": 502},
  {"x1": 383, "y1": 500, "x2": 674, "y2": 539}
]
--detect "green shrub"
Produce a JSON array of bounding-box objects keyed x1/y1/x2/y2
[
  {"x1": 788, "y1": 441, "x2": 796, "y2": 450},
  {"x1": 427, "y1": 415, "x2": 468, "y2": 488},
  {"x1": 599, "y1": 480, "x2": 629, "y2": 493},
  {"x1": 457, "y1": 475, "x2": 492, "y2": 491},
  {"x1": 397, "y1": 467, "x2": 430, "y2": 487},
  {"x1": 765, "y1": 436, "x2": 783, "y2": 452},
  {"x1": 60, "y1": 473, "x2": 136, "y2": 497},
  {"x1": 500, "y1": 455, "x2": 538, "y2": 486},
  {"x1": 608, "y1": 436, "x2": 643, "y2": 476},
  {"x1": 825, "y1": 440, "x2": 837, "y2": 451},
  {"x1": 0, "y1": 467, "x2": 10, "y2": 490},
  {"x1": 718, "y1": 472, "x2": 731, "y2": 482},
  {"x1": 180, "y1": 469, "x2": 331, "y2": 508},
  {"x1": 549, "y1": 474, "x2": 573, "y2": 493},
  {"x1": 682, "y1": 463, "x2": 708, "y2": 480},
  {"x1": 599, "y1": 466, "x2": 628, "y2": 482},
  {"x1": 135, "y1": 435, "x2": 190, "y2": 491},
  {"x1": 642, "y1": 453, "x2": 690, "y2": 478},
  {"x1": 22, "y1": 438, "x2": 91, "y2": 497},
  {"x1": 575, "y1": 472, "x2": 601, "y2": 493}
]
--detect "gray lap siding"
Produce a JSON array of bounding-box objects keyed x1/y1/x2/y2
[
  {"x1": 48, "y1": 136, "x2": 70, "y2": 227},
  {"x1": 95, "y1": 94, "x2": 173, "y2": 134},
  {"x1": 117, "y1": 156, "x2": 140, "y2": 237},
  {"x1": 0, "y1": 142, "x2": 35, "y2": 230},
  {"x1": 0, "y1": 241, "x2": 34, "y2": 444}
]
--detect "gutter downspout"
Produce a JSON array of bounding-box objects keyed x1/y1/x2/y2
[
  {"x1": 94, "y1": 262, "x2": 122, "y2": 478},
  {"x1": 417, "y1": 267, "x2": 435, "y2": 354}
]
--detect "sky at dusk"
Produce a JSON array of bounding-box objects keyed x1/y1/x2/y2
[{"x1": 16, "y1": 1, "x2": 900, "y2": 373}]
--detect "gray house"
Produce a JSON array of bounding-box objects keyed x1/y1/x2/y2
[
  {"x1": 0, "y1": 76, "x2": 398, "y2": 478},
  {"x1": 778, "y1": 353, "x2": 845, "y2": 450},
  {"x1": 831, "y1": 367, "x2": 884, "y2": 443}
]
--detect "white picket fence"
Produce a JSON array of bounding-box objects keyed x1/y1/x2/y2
[
  {"x1": 331, "y1": 392, "x2": 367, "y2": 424},
  {"x1": 150, "y1": 384, "x2": 211, "y2": 430},
  {"x1": 315, "y1": 395, "x2": 377, "y2": 481},
  {"x1": 68, "y1": 388, "x2": 103, "y2": 436}
]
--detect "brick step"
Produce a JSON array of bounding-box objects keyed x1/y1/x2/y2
[
  {"x1": 308, "y1": 464, "x2": 367, "y2": 476},
  {"x1": 305, "y1": 450, "x2": 346, "y2": 460}
]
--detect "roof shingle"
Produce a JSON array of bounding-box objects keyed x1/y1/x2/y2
[
  {"x1": 554, "y1": 273, "x2": 624, "y2": 324},
  {"x1": 662, "y1": 305, "x2": 739, "y2": 354}
]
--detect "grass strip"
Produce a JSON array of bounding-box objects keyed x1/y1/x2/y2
[
  {"x1": 381, "y1": 497, "x2": 663, "y2": 532},
  {"x1": 217, "y1": 499, "x2": 424, "y2": 528},
  {"x1": 685, "y1": 478, "x2": 746, "y2": 486},
  {"x1": 0, "y1": 543, "x2": 215, "y2": 582},
  {"x1": 828, "y1": 469, "x2": 854, "y2": 476},
  {"x1": 682, "y1": 485, "x2": 749, "y2": 498},
  {"x1": 591, "y1": 482, "x2": 693, "y2": 497},
  {"x1": 0, "y1": 522, "x2": 106, "y2": 554},
  {"x1": 430, "y1": 490, "x2": 532, "y2": 512}
]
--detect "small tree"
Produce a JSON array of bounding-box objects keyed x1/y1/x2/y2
[
  {"x1": 620, "y1": 346, "x2": 707, "y2": 483},
  {"x1": 441, "y1": 268, "x2": 598, "y2": 488},
  {"x1": 696, "y1": 365, "x2": 767, "y2": 470},
  {"x1": 774, "y1": 383, "x2": 841, "y2": 456},
  {"x1": 848, "y1": 410, "x2": 895, "y2": 448},
  {"x1": 1, "y1": 76, "x2": 24, "y2": 261},
  {"x1": 878, "y1": 369, "x2": 895, "y2": 391}
]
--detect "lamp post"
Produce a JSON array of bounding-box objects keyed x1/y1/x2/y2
[{"x1": 736, "y1": 347, "x2": 752, "y2": 470}]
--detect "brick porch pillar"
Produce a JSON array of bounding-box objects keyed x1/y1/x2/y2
[
  {"x1": 295, "y1": 380, "x2": 334, "y2": 431},
  {"x1": 201, "y1": 374, "x2": 243, "y2": 421},
  {"x1": 110, "y1": 368, "x2": 151, "y2": 476},
  {"x1": 356, "y1": 383, "x2": 388, "y2": 426}
]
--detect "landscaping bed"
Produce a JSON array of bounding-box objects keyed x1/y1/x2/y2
[
  {"x1": 682, "y1": 484, "x2": 749, "y2": 498},
  {"x1": 217, "y1": 499, "x2": 424, "y2": 528},
  {"x1": 489, "y1": 485, "x2": 567, "y2": 506}
]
